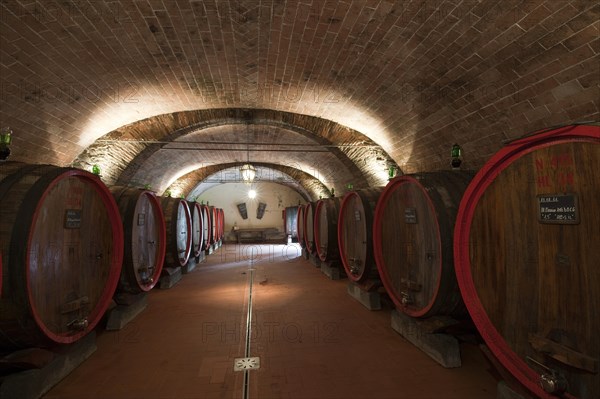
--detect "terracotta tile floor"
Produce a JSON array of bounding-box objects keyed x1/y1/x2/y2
[{"x1": 45, "y1": 244, "x2": 498, "y2": 399}]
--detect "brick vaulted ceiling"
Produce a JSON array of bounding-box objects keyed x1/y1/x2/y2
[{"x1": 0, "y1": 0, "x2": 598, "y2": 199}]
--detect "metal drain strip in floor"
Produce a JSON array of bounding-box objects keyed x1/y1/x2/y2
[
  {"x1": 236, "y1": 257, "x2": 259, "y2": 399},
  {"x1": 245, "y1": 265, "x2": 255, "y2": 360}
]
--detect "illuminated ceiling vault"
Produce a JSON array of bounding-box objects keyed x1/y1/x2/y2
[{"x1": 0, "y1": 1, "x2": 598, "y2": 199}]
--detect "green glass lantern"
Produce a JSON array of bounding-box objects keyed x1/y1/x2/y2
[
  {"x1": 388, "y1": 166, "x2": 396, "y2": 180},
  {"x1": 91, "y1": 164, "x2": 101, "y2": 176},
  {"x1": 346, "y1": 183, "x2": 354, "y2": 190},
  {"x1": 165, "y1": 190, "x2": 172, "y2": 197},
  {"x1": 330, "y1": 187, "x2": 335, "y2": 197},
  {"x1": 0, "y1": 127, "x2": 12, "y2": 145},
  {"x1": 0, "y1": 127, "x2": 12, "y2": 160},
  {"x1": 451, "y1": 144, "x2": 462, "y2": 169}
]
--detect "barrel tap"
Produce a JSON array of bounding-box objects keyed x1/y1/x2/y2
[{"x1": 526, "y1": 356, "x2": 568, "y2": 395}]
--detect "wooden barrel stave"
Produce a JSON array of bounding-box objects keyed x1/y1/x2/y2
[
  {"x1": 111, "y1": 187, "x2": 166, "y2": 294},
  {"x1": 338, "y1": 188, "x2": 383, "y2": 282},
  {"x1": 0, "y1": 163, "x2": 123, "y2": 349},
  {"x1": 374, "y1": 171, "x2": 472, "y2": 318},
  {"x1": 160, "y1": 197, "x2": 191, "y2": 267},
  {"x1": 315, "y1": 198, "x2": 341, "y2": 262},
  {"x1": 454, "y1": 125, "x2": 600, "y2": 398}
]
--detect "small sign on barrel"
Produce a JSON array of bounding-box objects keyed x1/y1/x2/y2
[
  {"x1": 537, "y1": 193, "x2": 579, "y2": 224},
  {"x1": 64, "y1": 209, "x2": 82, "y2": 229}
]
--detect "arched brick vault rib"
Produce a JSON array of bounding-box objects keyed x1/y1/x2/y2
[
  {"x1": 166, "y1": 163, "x2": 328, "y2": 202},
  {"x1": 122, "y1": 123, "x2": 380, "y2": 195},
  {"x1": 72, "y1": 108, "x2": 398, "y2": 190}
]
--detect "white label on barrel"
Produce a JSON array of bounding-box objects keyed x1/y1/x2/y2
[
  {"x1": 137, "y1": 213, "x2": 146, "y2": 226},
  {"x1": 404, "y1": 208, "x2": 417, "y2": 224},
  {"x1": 64, "y1": 209, "x2": 82, "y2": 229},
  {"x1": 354, "y1": 210, "x2": 361, "y2": 221},
  {"x1": 537, "y1": 193, "x2": 579, "y2": 224}
]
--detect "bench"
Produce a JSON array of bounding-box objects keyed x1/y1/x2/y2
[{"x1": 233, "y1": 228, "x2": 279, "y2": 243}]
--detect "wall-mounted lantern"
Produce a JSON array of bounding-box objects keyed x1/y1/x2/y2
[
  {"x1": 451, "y1": 143, "x2": 462, "y2": 169},
  {"x1": 0, "y1": 127, "x2": 12, "y2": 161},
  {"x1": 91, "y1": 164, "x2": 101, "y2": 176},
  {"x1": 388, "y1": 165, "x2": 396, "y2": 180}
]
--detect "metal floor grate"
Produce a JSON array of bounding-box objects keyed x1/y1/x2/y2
[{"x1": 234, "y1": 357, "x2": 260, "y2": 371}]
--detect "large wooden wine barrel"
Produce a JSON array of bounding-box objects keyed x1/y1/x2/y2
[
  {"x1": 338, "y1": 188, "x2": 383, "y2": 282},
  {"x1": 219, "y1": 208, "x2": 225, "y2": 241},
  {"x1": 373, "y1": 171, "x2": 472, "y2": 318},
  {"x1": 201, "y1": 204, "x2": 211, "y2": 250},
  {"x1": 216, "y1": 208, "x2": 224, "y2": 242},
  {"x1": 304, "y1": 202, "x2": 317, "y2": 253},
  {"x1": 159, "y1": 197, "x2": 192, "y2": 267},
  {"x1": 221, "y1": 208, "x2": 225, "y2": 241},
  {"x1": 454, "y1": 124, "x2": 600, "y2": 398},
  {"x1": 284, "y1": 206, "x2": 299, "y2": 239},
  {"x1": 212, "y1": 207, "x2": 219, "y2": 243},
  {"x1": 0, "y1": 163, "x2": 123, "y2": 349},
  {"x1": 188, "y1": 201, "x2": 204, "y2": 258},
  {"x1": 314, "y1": 198, "x2": 341, "y2": 262},
  {"x1": 297, "y1": 204, "x2": 306, "y2": 248},
  {"x1": 214, "y1": 208, "x2": 220, "y2": 242},
  {"x1": 208, "y1": 206, "x2": 217, "y2": 245},
  {"x1": 111, "y1": 187, "x2": 166, "y2": 294}
]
